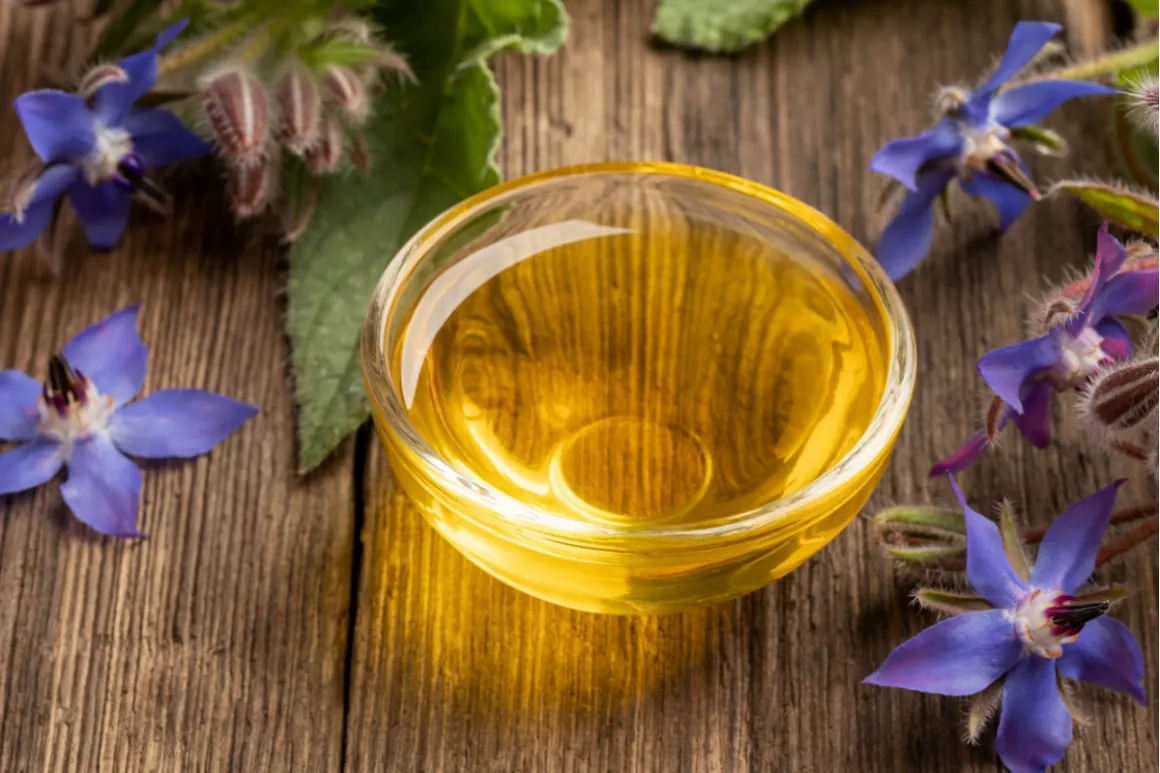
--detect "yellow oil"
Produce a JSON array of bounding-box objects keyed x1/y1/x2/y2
[{"x1": 393, "y1": 217, "x2": 887, "y2": 534}]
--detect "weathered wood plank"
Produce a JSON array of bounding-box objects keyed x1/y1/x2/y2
[
  {"x1": 0, "y1": 6, "x2": 353, "y2": 772},
  {"x1": 344, "y1": 0, "x2": 1158, "y2": 771}
]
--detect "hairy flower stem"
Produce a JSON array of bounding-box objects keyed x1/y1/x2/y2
[
  {"x1": 158, "y1": 11, "x2": 266, "y2": 79},
  {"x1": 1021, "y1": 503, "x2": 1157, "y2": 544},
  {"x1": 1018, "y1": 40, "x2": 1160, "y2": 85},
  {"x1": 1095, "y1": 515, "x2": 1160, "y2": 566}
]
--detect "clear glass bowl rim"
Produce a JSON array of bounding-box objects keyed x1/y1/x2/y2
[{"x1": 361, "y1": 161, "x2": 917, "y2": 545}]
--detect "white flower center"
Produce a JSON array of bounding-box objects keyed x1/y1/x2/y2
[
  {"x1": 959, "y1": 122, "x2": 1010, "y2": 172},
  {"x1": 81, "y1": 123, "x2": 134, "y2": 186},
  {"x1": 1053, "y1": 326, "x2": 1110, "y2": 386},
  {"x1": 37, "y1": 376, "x2": 114, "y2": 450},
  {"x1": 1014, "y1": 589, "x2": 1076, "y2": 659}
]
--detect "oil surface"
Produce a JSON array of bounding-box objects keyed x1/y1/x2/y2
[{"x1": 395, "y1": 215, "x2": 887, "y2": 529}]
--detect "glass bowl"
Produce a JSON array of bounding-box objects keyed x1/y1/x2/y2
[{"x1": 361, "y1": 162, "x2": 916, "y2": 615}]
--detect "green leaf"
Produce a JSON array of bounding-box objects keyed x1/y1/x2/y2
[
  {"x1": 1051, "y1": 180, "x2": 1160, "y2": 238},
  {"x1": 287, "y1": 0, "x2": 568, "y2": 472},
  {"x1": 1125, "y1": 0, "x2": 1159, "y2": 18},
  {"x1": 95, "y1": 0, "x2": 163, "y2": 56},
  {"x1": 651, "y1": 0, "x2": 815, "y2": 54}
]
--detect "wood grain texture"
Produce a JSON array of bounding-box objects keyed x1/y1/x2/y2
[
  {"x1": 0, "y1": 6, "x2": 353, "y2": 772},
  {"x1": 0, "y1": 0, "x2": 1155, "y2": 772},
  {"x1": 345, "y1": 0, "x2": 1158, "y2": 771}
]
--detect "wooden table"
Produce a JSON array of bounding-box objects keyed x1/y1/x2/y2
[{"x1": 0, "y1": 0, "x2": 1155, "y2": 770}]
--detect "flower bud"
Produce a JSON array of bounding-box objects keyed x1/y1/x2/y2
[
  {"x1": 227, "y1": 158, "x2": 278, "y2": 219},
  {"x1": 1077, "y1": 358, "x2": 1159, "y2": 440},
  {"x1": 201, "y1": 66, "x2": 271, "y2": 168},
  {"x1": 322, "y1": 66, "x2": 368, "y2": 124},
  {"x1": 78, "y1": 63, "x2": 128, "y2": 100},
  {"x1": 276, "y1": 67, "x2": 322, "y2": 156},
  {"x1": 872, "y1": 505, "x2": 968, "y2": 573},
  {"x1": 306, "y1": 117, "x2": 344, "y2": 174}
]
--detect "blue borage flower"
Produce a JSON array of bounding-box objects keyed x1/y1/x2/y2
[
  {"x1": 0, "y1": 305, "x2": 257, "y2": 537},
  {"x1": 866, "y1": 477, "x2": 1145, "y2": 773},
  {"x1": 933, "y1": 225, "x2": 1159, "y2": 474},
  {"x1": 871, "y1": 21, "x2": 1114, "y2": 280},
  {"x1": 0, "y1": 20, "x2": 209, "y2": 254}
]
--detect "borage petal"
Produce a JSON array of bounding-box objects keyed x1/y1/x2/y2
[
  {"x1": 930, "y1": 430, "x2": 993, "y2": 476},
  {"x1": 14, "y1": 91, "x2": 98, "y2": 163},
  {"x1": 61, "y1": 304, "x2": 147, "y2": 406},
  {"x1": 977, "y1": 334, "x2": 1059, "y2": 413},
  {"x1": 996, "y1": 657, "x2": 1071, "y2": 773},
  {"x1": 60, "y1": 434, "x2": 144, "y2": 538},
  {"x1": 0, "y1": 201, "x2": 54, "y2": 253},
  {"x1": 0, "y1": 164, "x2": 81, "y2": 254},
  {"x1": 1076, "y1": 223, "x2": 1127, "y2": 314},
  {"x1": 1086, "y1": 269, "x2": 1160, "y2": 324},
  {"x1": 992, "y1": 80, "x2": 1115, "y2": 128},
  {"x1": 975, "y1": 21, "x2": 1061, "y2": 99},
  {"x1": 1031, "y1": 481, "x2": 1122, "y2": 593},
  {"x1": 960, "y1": 171, "x2": 1034, "y2": 230},
  {"x1": 68, "y1": 182, "x2": 132, "y2": 250},
  {"x1": 870, "y1": 123, "x2": 962, "y2": 189},
  {"x1": 950, "y1": 475, "x2": 1028, "y2": 608},
  {"x1": 94, "y1": 20, "x2": 190, "y2": 126},
  {"x1": 110, "y1": 389, "x2": 258, "y2": 459},
  {"x1": 121, "y1": 109, "x2": 213, "y2": 168},
  {"x1": 0, "y1": 438, "x2": 65, "y2": 495},
  {"x1": 874, "y1": 168, "x2": 955, "y2": 281},
  {"x1": 1058, "y1": 616, "x2": 1146, "y2": 705},
  {"x1": 0, "y1": 370, "x2": 43, "y2": 441},
  {"x1": 864, "y1": 609, "x2": 1021, "y2": 696},
  {"x1": 1012, "y1": 380, "x2": 1054, "y2": 448},
  {"x1": 1095, "y1": 318, "x2": 1132, "y2": 361}
]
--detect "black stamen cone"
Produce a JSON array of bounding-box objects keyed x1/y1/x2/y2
[
  {"x1": 117, "y1": 158, "x2": 171, "y2": 215},
  {"x1": 1049, "y1": 599, "x2": 1110, "y2": 636},
  {"x1": 985, "y1": 155, "x2": 1041, "y2": 200},
  {"x1": 45, "y1": 354, "x2": 84, "y2": 403}
]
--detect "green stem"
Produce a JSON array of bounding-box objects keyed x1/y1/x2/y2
[
  {"x1": 1020, "y1": 39, "x2": 1159, "y2": 85},
  {"x1": 157, "y1": 8, "x2": 267, "y2": 79}
]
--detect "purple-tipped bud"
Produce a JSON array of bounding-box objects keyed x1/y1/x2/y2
[
  {"x1": 307, "y1": 117, "x2": 344, "y2": 174},
  {"x1": 1078, "y1": 358, "x2": 1159, "y2": 440},
  {"x1": 202, "y1": 66, "x2": 271, "y2": 169},
  {"x1": 227, "y1": 159, "x2": 278, "y2": 219},
  {"x1": 322, "y1": 66, "x2": 368, "y2": 124},
  {"x1": 78, "y1": 63, "x2": 129, "y2": 101},
  {"x1": 276, "y1": 67, "x2": 321, "y2": 156}
]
